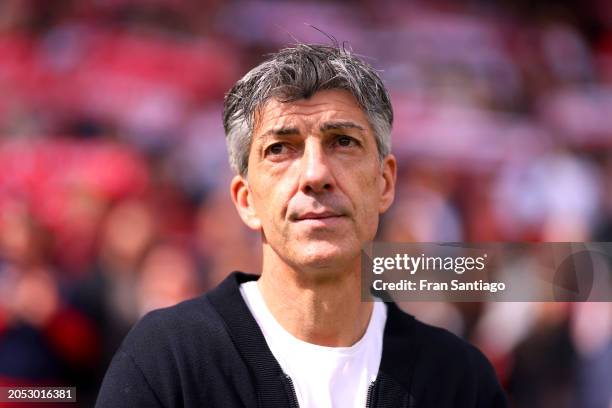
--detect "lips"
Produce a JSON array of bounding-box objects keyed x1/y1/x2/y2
[{"x1": 294, "y1": 210, "x2": 344, "y2": 221}]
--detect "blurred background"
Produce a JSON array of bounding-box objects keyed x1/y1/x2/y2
[{"x1": 0, "y1": 0, "x2": 610, "y2": 407}]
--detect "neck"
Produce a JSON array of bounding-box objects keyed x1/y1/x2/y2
[{"x1": 258, "y1": 245, "x2": 373, "y2": 347}]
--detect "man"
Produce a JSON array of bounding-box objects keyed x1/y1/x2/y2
[{"x1": 96, "y1": 43, "x2": 508, "y2": 407}]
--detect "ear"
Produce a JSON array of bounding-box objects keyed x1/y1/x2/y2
[
  {"x1": 230, "y1": 175, "x2": 262, "y2": 231},
  {"x1": 378, "y1": 154, "x2": 397, "y2": 214}
]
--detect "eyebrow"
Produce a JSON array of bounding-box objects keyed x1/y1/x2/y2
[
  {"x1": 260, "y1": 127, "x2": 300, "y2": 139},
  {"x1": 319, "y1": 121, "x2": 365, "y2": 133},
  {"x1": 259, "y1": 121, "x2": 365, "y2": 140}
]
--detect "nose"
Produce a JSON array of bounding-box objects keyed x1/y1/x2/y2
[{"x1": 298, "y1": 139, "x2": 334, "y2": 194}]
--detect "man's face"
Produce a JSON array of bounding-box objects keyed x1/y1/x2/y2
[{"x1": 231, "y1": 89, "x2": 396, "y2": 274}]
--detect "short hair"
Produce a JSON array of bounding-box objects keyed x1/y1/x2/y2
[{"x1": 222, "y1": 43, "x2": 393, "y2": 176}]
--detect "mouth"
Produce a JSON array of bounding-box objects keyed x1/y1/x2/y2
[
  {"x1": 291, "y1": 210, "x2": 347, "y2": 229},
  {"x1": 294, "y1": 211, "x2": 344, "y2": 221}
]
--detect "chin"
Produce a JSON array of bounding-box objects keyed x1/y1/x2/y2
[{"x1": 293, "y1": 240, "x2": 358, "y2": 271}]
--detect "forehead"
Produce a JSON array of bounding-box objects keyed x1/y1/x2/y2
[{"x1": 253, "y1": 89, "x2": 371, "y2": 134}]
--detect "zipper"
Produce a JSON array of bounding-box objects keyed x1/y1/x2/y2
[
  {"x1": 365, "y1": 380, "x2": 376, "y2": 408},
  {"x1": 284, "y1": 374, "x2": 300, "y2": 408},
  {"x1": 284, "y1": 375, "x2": 377, "y2": 408}
]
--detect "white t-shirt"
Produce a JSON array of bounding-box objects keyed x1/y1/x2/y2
[{"x1": 239, "y1": 281, "x2": 387, "y2": 408}]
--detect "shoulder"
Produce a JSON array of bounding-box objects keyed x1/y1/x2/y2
[
  {"x1": 96, "y1": 280, "x2": 258, "y2": 408},
  {"x1": 383, "y1": 304, "x2": 508, "y2": 407},
  {"x1": 384, "y1": 303, "x2": 491, "y2": 370},
  {"x1": 120, "y1": 294, "x2": 228, "y2": 358},
  {"x1": 414, "y1": 317, "x2": 487, "y2": 366},
  {"x1": 133, "y1": 294, "x2": 219, "y2": 333},
  {"x1": 118, "y1": 271, "x2": 258, "y2": 366}
]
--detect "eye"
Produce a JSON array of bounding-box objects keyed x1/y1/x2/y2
[
  {"x1": 335, "y1": 135, "x2": 358, "y2": 147},
  {"x1": 265, "y1": 142, "x2": 287, "y2": 156}
]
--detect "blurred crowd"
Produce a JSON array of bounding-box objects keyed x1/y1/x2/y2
[{"x1": 0, "y1": 0, "x2": 610, "y2": 407}]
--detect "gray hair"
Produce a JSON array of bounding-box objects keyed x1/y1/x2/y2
[{"x1": 222, "y1": 43, "x2": 393, "y2": 176}]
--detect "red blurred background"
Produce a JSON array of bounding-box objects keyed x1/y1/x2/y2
[{"x1": 0, "y1": 0, "x2": 611, "y2": 407}]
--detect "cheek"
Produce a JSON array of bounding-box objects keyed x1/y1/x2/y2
[
  {"x1": 252, "y1": 179, "x2": 290, "y2": 224},
  {"x1": 358, "y1": 165, "x2": 382, "y2": 200},
  {"x1": 350, "y1": 168, "x2": 382, "y2": 220}
]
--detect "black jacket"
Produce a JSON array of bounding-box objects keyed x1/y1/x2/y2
[{"x1": 96, "y1": 272, "x2": 508, "y2": 407}]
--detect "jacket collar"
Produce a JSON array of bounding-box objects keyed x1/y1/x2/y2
[{"x1": 207, "y1": 271, "x2": 418, "y2": 408}]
